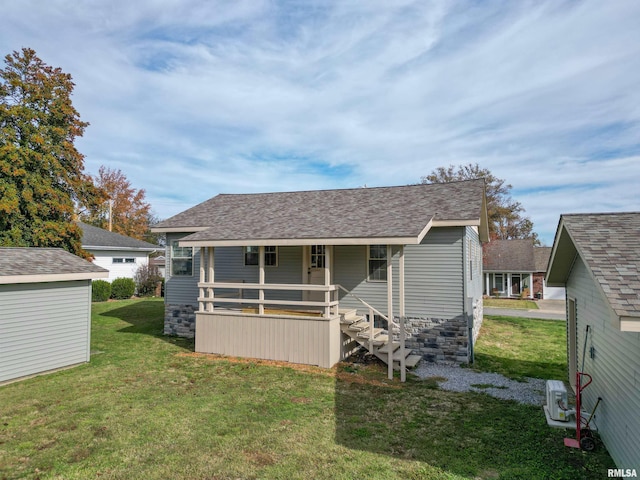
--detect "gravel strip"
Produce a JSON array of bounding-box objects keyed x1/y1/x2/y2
[{"x1": 413, "y1": 362, "x2": 546, "y2": 406}]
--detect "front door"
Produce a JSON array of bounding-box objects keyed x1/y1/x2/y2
[{"x1": 305, "y1": 245, "x2": 329, "y2": 302}]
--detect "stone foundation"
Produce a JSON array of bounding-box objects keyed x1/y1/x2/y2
[
  {"x1": 164, "y1": 304, "x2": 196, "y2": 338},
  {"x1": 402, "y1": 315, "x2": 470, "y2": 364}
]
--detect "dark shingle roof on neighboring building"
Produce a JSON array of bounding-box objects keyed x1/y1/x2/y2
[
  {"x1": 534, "y1": 247, "x2": 552, "y2": 273},
  {"x1": 79, "y1": 222, "x2": 158, "y2": 251},
  {"x1": 153, "y1": 180, "x2": 488, "y2": 245},
  {"x1": 0, "y1": 247, "x2": 109, "y2": 284},
  {"x1": 483, "y1": 239, "x2": 536, "y2": 272},
  {"x1": 548, "y1": 212, "x2": 640, "y2": 320}
]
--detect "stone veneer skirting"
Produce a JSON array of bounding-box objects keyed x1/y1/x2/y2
[
  {"x1": 403, "y1": 315, "x2": 470, "y2": 363},
  {"x1": 165, "y1": 304, "x2": 196, "y2": 338}
]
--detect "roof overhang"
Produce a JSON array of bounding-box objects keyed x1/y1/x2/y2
[
  {"x1": 178, "y1": 236, "x2": 425, "y2": 247},
  {"x1": 0, "y1": 271, "x2": 109, "y2": 284},
  {"x1": 83, "y1": 245, "x2": 158, "y2": 252},
  {"x1": 545, "y1": 220, "x2": 578, "y2": 287}
]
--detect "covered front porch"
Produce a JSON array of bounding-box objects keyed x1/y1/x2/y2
[{"x1": 188, "y1": 244, "x2": 411, "y2": 379}]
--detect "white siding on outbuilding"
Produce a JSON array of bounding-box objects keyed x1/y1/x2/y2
[
  {"x1": 567, "y1": 257, "x2": 640, "y2": 467},
  {"x1": 89, "y1": 249, "x2": 150, "y2": 281},
  {"x1": 0, "y1": 280, "x2": 92, "y2": 383}
]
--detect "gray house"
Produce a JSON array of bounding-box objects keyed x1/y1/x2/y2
[
  {"x1": 79, "y1": 222, "x2": 159, "y2": 281},
  {"x1": 546, "y1": 212, "x2": 640, "y2": 467},
  {"x1": 152, "y1": 180, "x2": 489, "y2": 373},
  {"x1": 0, "y1": 247, "x2": 108, "y2": 384}
]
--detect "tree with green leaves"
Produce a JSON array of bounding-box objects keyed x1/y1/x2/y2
[
  {"x1": 421, "y1": 163, "x2": 539, "y2": 243},
  {"x1": 0, "y1": 48, "x2": 104, "y2": 258}
]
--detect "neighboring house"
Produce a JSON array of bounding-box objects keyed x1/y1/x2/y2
[
  {"x1": 0, "y1": 247, "x2": 108, "y2": 384},
  {"x1": 152, "y1": 180, "x2": 489, "y2": 370},
  {"x1": 149, "y1": 255, "x2": 166, "y2": 278},
  {"x1": 79, "y1": 222, "x2": 159, "y2": 281},
  {"x1": 546, "y1": 212, "x2": 640, "y2": 467},
  {"x1": 483, "y1": 239, "x2": 565, "y2": 299}
]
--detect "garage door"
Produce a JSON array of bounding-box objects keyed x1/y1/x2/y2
[
  {"x1": 0, "y1": 280, "x2": 91, "y2": 383},
  {"x1": 543, "y1": 280, "x2": 565, "y2": 300}
]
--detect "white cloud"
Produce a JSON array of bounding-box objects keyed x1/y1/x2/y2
[{"x1": 1, "y1": 0, "x2": 639, "y2": 245}]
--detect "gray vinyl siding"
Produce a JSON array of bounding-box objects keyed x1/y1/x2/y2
[
  {"x1": 335, "y1": 227, "x2": 464, "y2": 319},
  {"x1": 165, "y1": 233, "x2": 201, "y2": 306},
  {"x1": 166, "y1": 228, "x2": 466, "y2": 318},
  {"x1": 165, "y1": 233, "x2": 302, "y2": 306},
  {"x1": 567, "y1": 256, "x2": 640, "y2": 467},
  {"x1": 0, "y1": 280, "x2": 91, "y2": 383}
]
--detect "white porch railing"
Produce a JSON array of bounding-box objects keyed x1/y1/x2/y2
[{"x1": 197, "y1": 282, "x2": 340, "y2": 318}]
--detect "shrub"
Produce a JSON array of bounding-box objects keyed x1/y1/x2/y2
[
  {"x1": 111, "y1": 277, "x2": 136, "y2": 300},
  {"x1": 92, "y1": 280, "x2": 111, "y2": 302},
  {"x1": 134, "y1": 263, "x2": 163, "y2": 297}
]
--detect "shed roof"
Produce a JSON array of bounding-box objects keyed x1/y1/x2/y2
[
  {"x1": 547, "y1": 212, "x2": 640, "y2": 328},
  {"x1": 153, "y1": 180, "x2": 488, "y2": 246},
  {"x1": 79, "y1": 222, "x2": 158, "y2": 251},
  {"x1": 0, "y1": 247, "x2": 109, "y2": 284}
]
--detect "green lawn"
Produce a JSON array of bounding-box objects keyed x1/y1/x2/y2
[
  {"x1": 474, "y1": 315, "x2": 567, "y2": 381},
  {"x1": 0, "y1": 299, "x2": 613, "y2": 479},
  {"x1": 483, "y1": 298, "x2": 538, "y2": 310}
]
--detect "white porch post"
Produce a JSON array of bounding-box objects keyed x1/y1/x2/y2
[
  {"x1": 485, "y1": 273, "x2": 490, "y2": 296},
  {"x1": 399, "y1": 245, "x2": 406, "y2": 383},
  {"x1": 324, "y1": 245, "x2": 331, "y2": 318},
  {"x1": 259, "y1": 246, "x2": 265, "y2": 315},
  {"x1": 387, "y1": 244, "x2": 393, "y2": 380},
  {"x1": 199, "y1": 247, "x2": 205, "y2": 312},
  {"x1": 207, "y1": 247, "x2": 215, "y2": 312}
]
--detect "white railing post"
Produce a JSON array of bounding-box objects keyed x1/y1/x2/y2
[
  {"x1": 387, "y1": 245, "x2": 393, "y2": 380},
  {"x1": 399, "y1": 245, "x2": 405, "y2": 382},
  {"x1": 324, "y1": 246, "x2": 331, "y2": 318},
  {"x1": 368, "y1": 307, "x2": 374, "y2": 354},
  {"x1": 199, "y1": 247, "x2": 205, "y2": 312},
  {"x1": 259, "y1": 246, "x2": 265, "y2": 315},
  {"x1": 207, "y1": 247, "x2": 215, "y2": 312}
]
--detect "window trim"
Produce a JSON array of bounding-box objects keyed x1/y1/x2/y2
[
  {"x1": 244, "y1": 246, "x2": 278, "y2": 267},
  {"x1": 112, "y1": 257, "x2": 136, "y2": 264},
  {"x1": 367, "y1": 244, "x2": 388, "y2": 282},
  {"x1": 170, "y1": 241, "x2": 194, "y2": 277}
]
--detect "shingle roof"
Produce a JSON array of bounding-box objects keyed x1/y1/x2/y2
[
  {"x1": 154, "y1": 180, "x2": 488, "y2": 245},
  {"x1": 483, "y1": 239, "x2": 536, "y2": 272},
  {"x1": 0, "y1": 247, "x2": 109, "y2": 284},
  {"x1": 561, "y1": 213, "x2": 640, "y2": 319},
  {"x1": 79, "y1": 222, "x2": 158, "y2": 251},
  {"x1": 534, "y1": 247, "x2": 552, "y2": 272}
]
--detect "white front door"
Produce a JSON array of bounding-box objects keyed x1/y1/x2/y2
[{"x1": 305, "y1": 245, "x2": 329, "y2": 302}]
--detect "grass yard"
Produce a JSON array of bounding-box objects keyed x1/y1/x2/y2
[
  {"x1": 0, "y1": 300, "x2": 614, "y2": 479},
  {"x1": 483, "y1": 298, "x2": 538, "y2": 310},
  {"x1": 474, "y1": 316, "x2": 567, "y2": 381}
]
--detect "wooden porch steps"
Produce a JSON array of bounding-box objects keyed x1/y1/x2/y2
[{"x1": 339, "y1": 309, "x2": 422, "y2": 371}]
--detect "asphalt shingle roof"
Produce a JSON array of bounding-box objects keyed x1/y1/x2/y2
[
  {"x1": 0, "y1": 247, "x2": 108, "y2": 283},
  {"x1": 155, "y1": 180, "x2": 486, "y2": 243},
  {"x1": 483, "y1": 239, "x2": 536, "y2": 272},
  {"x1": 562, "y1": 212, "x2": 640, "y2": 319},
  {"x1": 79, "y1": 222, "x2": 158, "y2": 250}
]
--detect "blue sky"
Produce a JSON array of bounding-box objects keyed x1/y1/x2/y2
[{"x1": 2, "y1": 0, "x2": 639, "y2": 245}]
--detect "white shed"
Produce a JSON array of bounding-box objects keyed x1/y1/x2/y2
[{"x1": 0, "y1": 247, "x2": 108, "y2": 384}]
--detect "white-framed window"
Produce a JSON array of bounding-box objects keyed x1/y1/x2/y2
[
  {"x1": 113, "y1": 258, "x2": 136, "y2": 264},
  {"x1": 244, "y1": 246, "x2": 278, "y2": 266},
  {"x1": 171, "y1": 241, "x2": 193, "y2": 276},
  {"x1": 310, "y1": 245, "x2": 325, "y2": 268},
  {"x1": 368, "y1": 245, "x2": 387, "y2": 282}
]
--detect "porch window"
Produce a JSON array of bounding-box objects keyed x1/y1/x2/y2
[
  {"x1": 171, "y1": 241, "x2": 193, "y2": 276},
  {"x1": 368, "y1": 245, "x2": 387, "y2": 282},
  {"x1": 244, "y1": 246, "x2": 278, "y2": 266}
]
